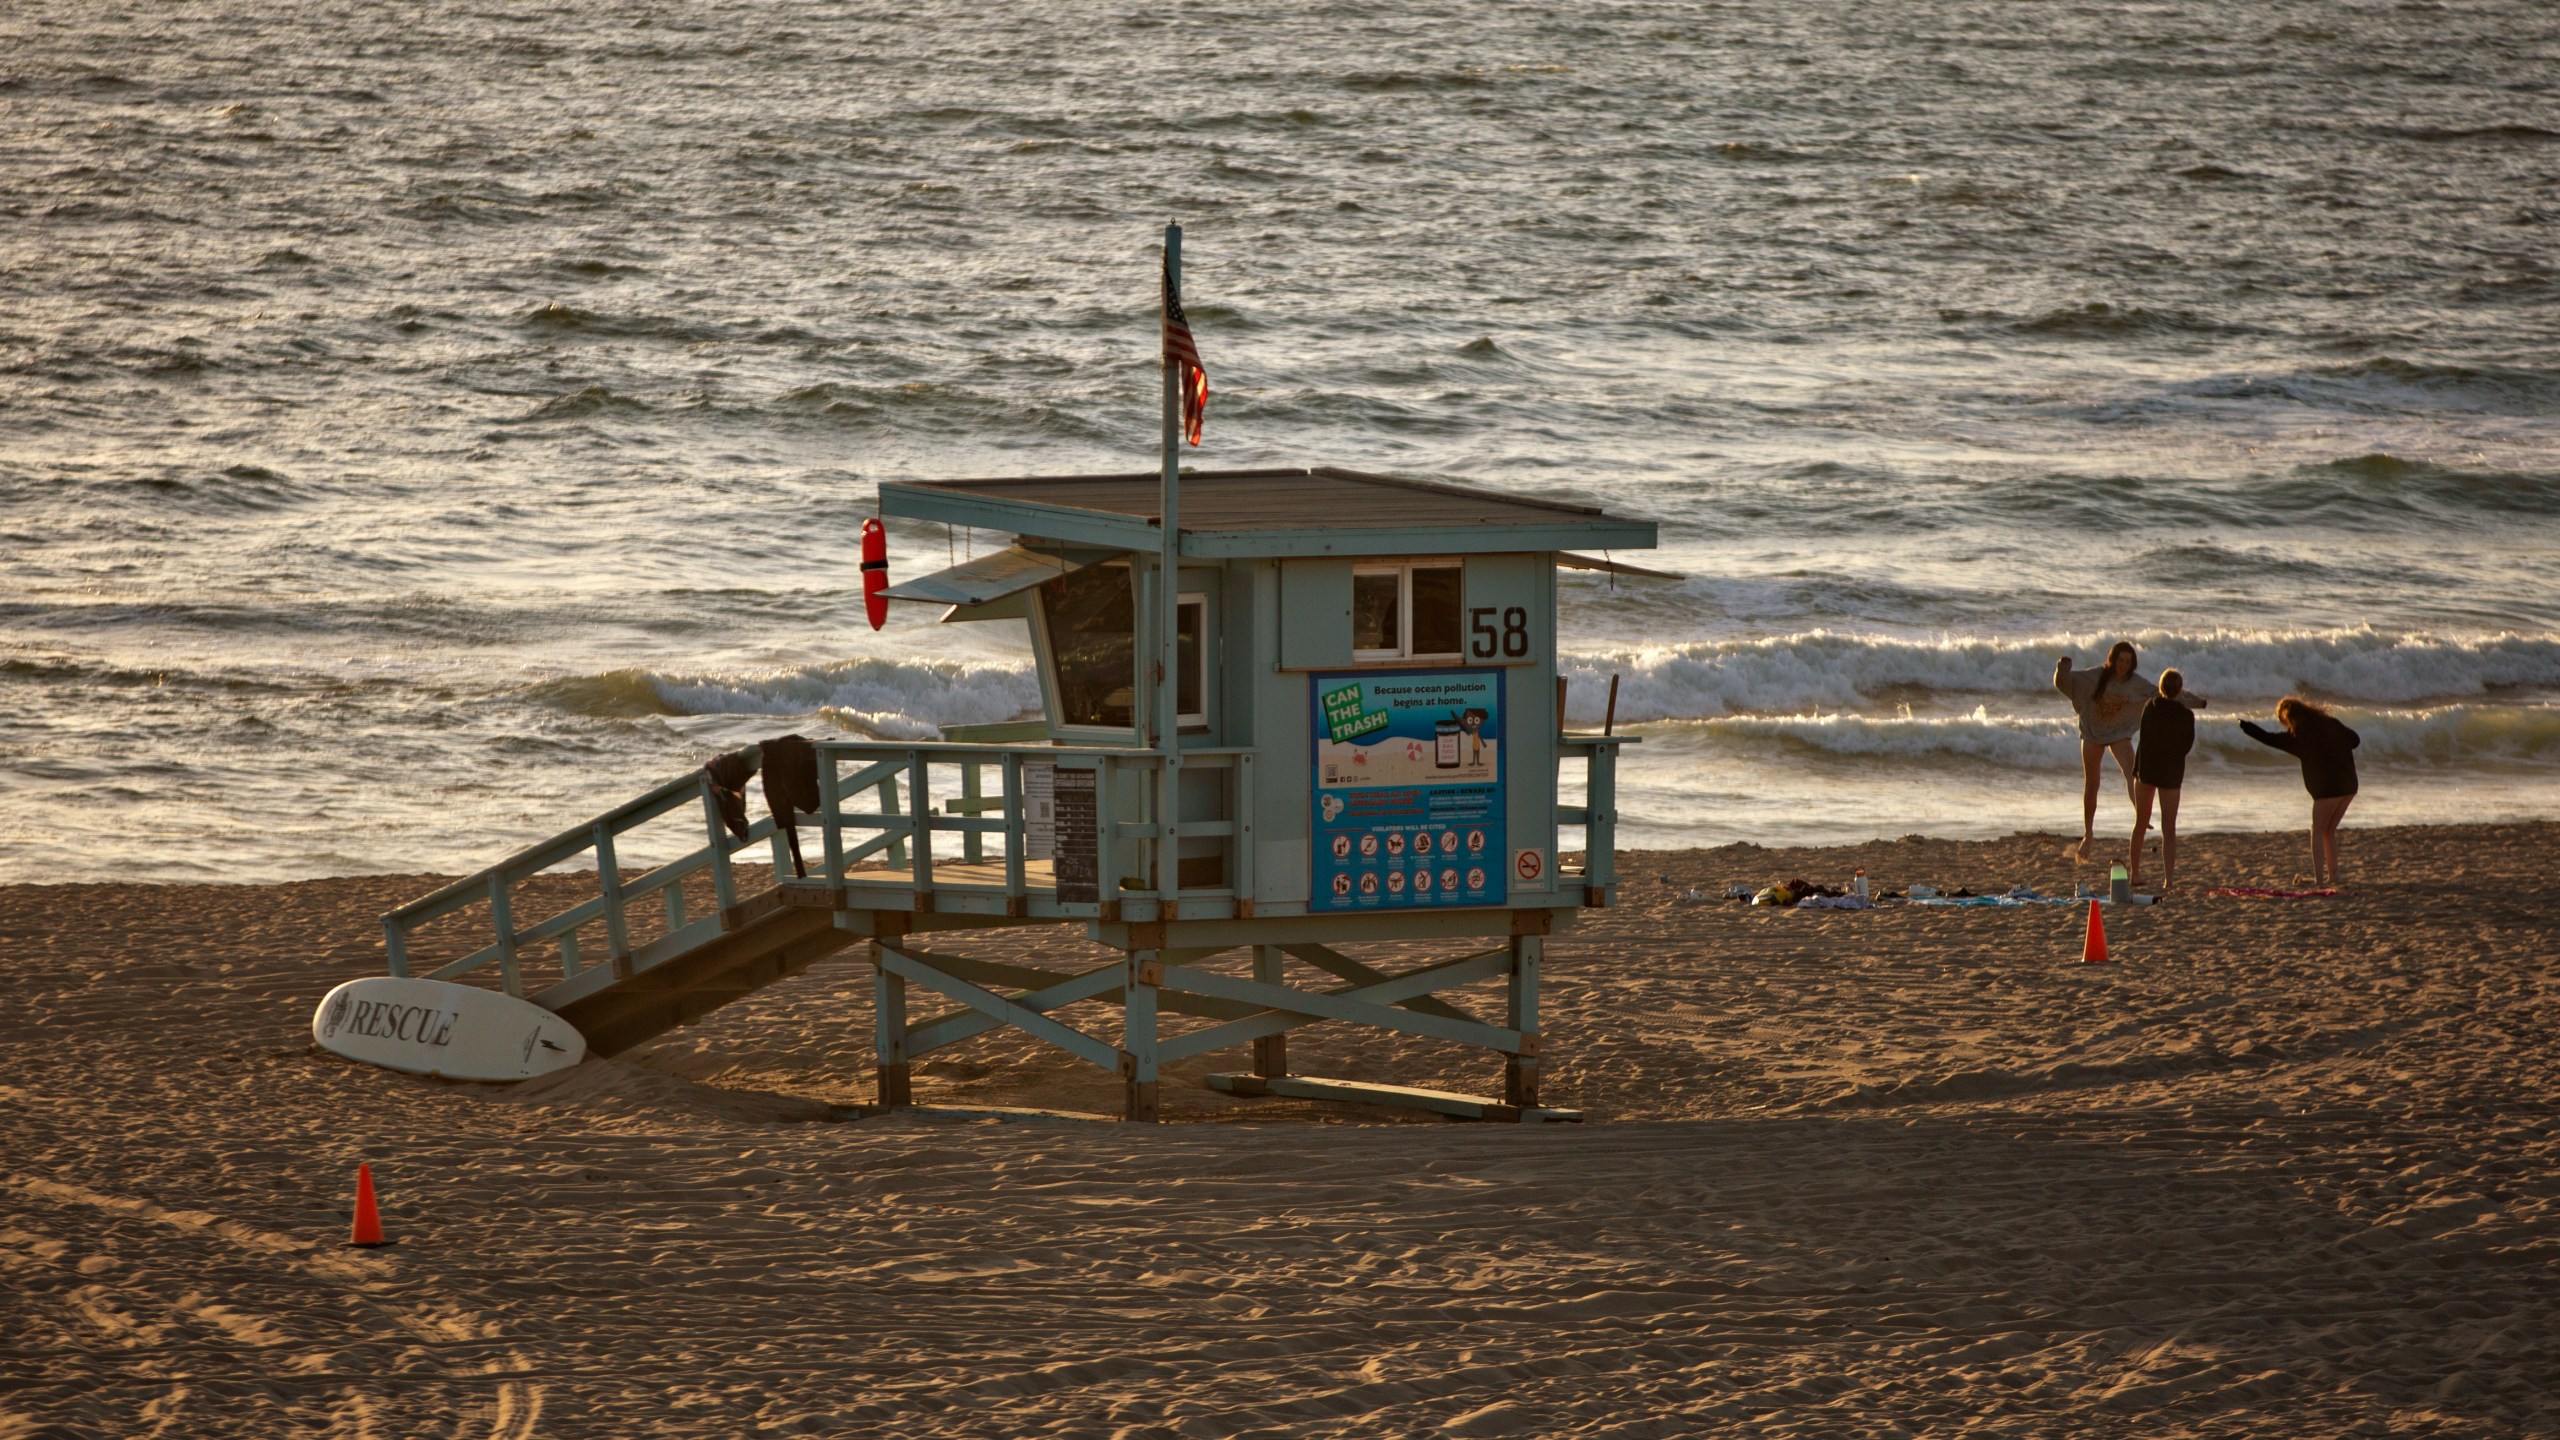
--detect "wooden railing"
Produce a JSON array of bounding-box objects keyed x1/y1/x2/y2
[
  {"x1": 383, "y1": 731, "x2": 1621, "y2": 999},
  {"x1": 380, "y1": 762, "x2": 890, "y2": 998},
  {"x1": 1557, "y1": 734, "x2": 1626, "y2": 893},
  {"x1": 381, "y1": 740, "x2": 1257, "y2": 998},
  {"x1": 815, "y1": 740, "x2": 1255, "y2": 916}
]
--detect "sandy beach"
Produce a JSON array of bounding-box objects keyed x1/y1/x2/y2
[{"x1": 3, "y1": 822, "x2": 2554, "y2": 1437}]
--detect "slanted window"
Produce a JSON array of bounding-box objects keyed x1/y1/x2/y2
[
  {"x1": 1352, "y1": 562, "x2": 1463, "y2": 662},
  {"x1": 1039, "y1": 564, "x2": 1135, "y2": 731}
]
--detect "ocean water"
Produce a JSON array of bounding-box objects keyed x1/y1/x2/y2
[{"x1": 3, "y1": 0, "x2": 2557, "y2": 882}]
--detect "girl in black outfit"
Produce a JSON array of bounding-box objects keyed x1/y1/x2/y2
[
  {"x1": 2129, "y1": 669, "x2": 2195, "y2": 891},
  {"x1": 2241, "y1": 696, "x2": 2360, "y2": 887}
]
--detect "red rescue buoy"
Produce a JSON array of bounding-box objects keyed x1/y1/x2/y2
[{"x1": 861, "y1": 518, "x2": 888, "y2": 631}]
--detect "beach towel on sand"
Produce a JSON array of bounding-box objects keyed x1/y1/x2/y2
[{"x1": 1903, "y1": 889, "x2": 2155, "y2": 908}]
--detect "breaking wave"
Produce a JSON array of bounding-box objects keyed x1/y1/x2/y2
[
  {"x1": 530, "y1": 659, "x2": 1040, "y2": 739},
  {"x1": 2175, "y1": 357, "x2": 2560, "y2": 417},
  {"x1": 1670, "y1": 703, "x2": 2560, "y2": 771},
  {"x1": 2008, "y1": 302, "x2": 2244, "y2": 339},
  {"x1": 517, "y1": 384, "x2": 649, "y2": 421},
  {"x1": 1561, "y1": 628, "x2": 2560, "y2": 725}
]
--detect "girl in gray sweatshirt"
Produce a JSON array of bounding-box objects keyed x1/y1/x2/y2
[{"x1": 2055, "y1": 641, "x2": 2205, "y2": 860}]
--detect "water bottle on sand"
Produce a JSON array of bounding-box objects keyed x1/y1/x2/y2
[{"x1": 2110, "y1": 864, "x2": 2131, "y2": 905}]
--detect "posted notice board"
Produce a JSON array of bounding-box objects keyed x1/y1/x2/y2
[
  {"x1": 1310, "y1": 668, "x2": 1506, "y2": 912},
  {"x1": 1052, "y1": 767, "x2": 1099, "y2": 906}
]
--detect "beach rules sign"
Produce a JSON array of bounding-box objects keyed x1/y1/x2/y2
[{"x1": 1310, "y1": 668, "x2": 1505, "y2": 912}]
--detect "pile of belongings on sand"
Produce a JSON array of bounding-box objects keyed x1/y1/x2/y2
[
  {"x1": 1746, "y1": 877, "x2": 1891, "y2": 911},
  {"x1": 1691, "y1": 879, "x2": 2107, "y2": 911},
  {"x1": 1673, "y1": 876, "x2": 2125, "y2": 911}
]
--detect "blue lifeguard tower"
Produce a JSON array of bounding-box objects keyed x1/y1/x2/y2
[{"x1": 379, "y1": 233, "x2": 1663, "y2": 1121}]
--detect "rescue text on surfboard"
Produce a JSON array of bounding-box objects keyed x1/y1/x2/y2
[{"x1": 322, "y1": 994, "x2": 457, "y2": 1048}]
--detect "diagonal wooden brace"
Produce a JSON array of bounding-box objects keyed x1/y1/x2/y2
[
  {"x1": 897, "y1": 946, "x2": 1263, "y2": 1026},
  {"x1": 1156, "y1": 948, "x2": 1518, "y2": 1063},
  {"x1": 903, "y1": 960, "x2": 1126, "y2": 1058},
  {"x1": 1281, "y1": 942, "x2": 1494, "y2": 1026},
  {"x1": 879, "y1": 947, "x2": 1122, "y2": 1074}
]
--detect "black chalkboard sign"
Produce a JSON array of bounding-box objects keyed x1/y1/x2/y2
[{"x1": 1053, "y1": 767, "x2": 1099, "y2": 905}]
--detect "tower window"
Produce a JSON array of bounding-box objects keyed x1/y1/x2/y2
[
  {"x1": 1176, "y1": 593, "x2": 1208, "y2": 728},
  {"x1": 1352, "y1": 562, "x2": 1463, "y2": 662}
]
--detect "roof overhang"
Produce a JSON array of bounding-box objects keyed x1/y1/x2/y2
[
  {"x1": 878, "y1": 544, "x2": 1113, "y2": 607},
  {"x1": 882, "y1": 485, "x2": 1158, "y2": 555},
  {"x1": 877, "y1": 468, "x2": 1660, "y2": 559},
  {"x1": 1168, "y1": 522, "x2": 1659, "y2": 559},
  {"x1": 1558, "y1": 551, "x2": 1683, "y2": 581}
]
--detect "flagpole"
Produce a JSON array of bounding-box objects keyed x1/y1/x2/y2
[{"x1": 1158, "y1": 222, "x2": 1183, "y2": 905}]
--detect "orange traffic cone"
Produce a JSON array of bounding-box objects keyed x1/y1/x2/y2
[
  {"x1": 348, "y1": 1163, "x2": 388, "y2": 1247},
  {"x1": 2081, "y1": 900, "x2": 2110, "y2": 964}
]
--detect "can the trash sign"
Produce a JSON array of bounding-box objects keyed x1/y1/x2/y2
[
  {"x1": 1310, "y1": 668, "x2": 1505, "y2": 913},
  {"x1": 1320, "y1": 682, "x2": 1390, "y2": 743}
]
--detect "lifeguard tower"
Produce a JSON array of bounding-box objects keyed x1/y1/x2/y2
[
  {"x1": 379, "y1": 466, "x2": 1657, "y2": 1121},
  {"x1": 378, "y1": 230, "x2": 1662, "y2": 1122}
]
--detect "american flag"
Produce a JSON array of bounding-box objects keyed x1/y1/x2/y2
[{"x1": 1161, "y1": 251, "x2": 1208, "y2": 446}]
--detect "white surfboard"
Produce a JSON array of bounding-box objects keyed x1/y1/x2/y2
[{"x1": 312, "y1": 976, "x2": 585, "y2": 1082}]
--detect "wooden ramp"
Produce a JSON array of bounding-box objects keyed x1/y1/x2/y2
[{"x1": 549, "y1": 888, "x2": 854, "y2": 1057}]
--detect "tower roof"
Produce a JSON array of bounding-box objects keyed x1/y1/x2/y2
[{"x1": 879, "y1": 466, "x2": 1658, "y2": 559}]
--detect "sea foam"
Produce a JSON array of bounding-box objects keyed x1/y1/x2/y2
[
  {"x1": 536, "y1": 658, "x2": 1042, "y2": 739},
  {"x1": 1660, "y1": 703, "x2": 2560, "y2": 770},
  {"x1": 1562, "y1": 628, "x2": 2560, "y2": 725}
]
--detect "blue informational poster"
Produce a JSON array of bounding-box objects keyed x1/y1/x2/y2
[{"x1": 1309, "y1": 668, "x2": 1506, "y2": 912}]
